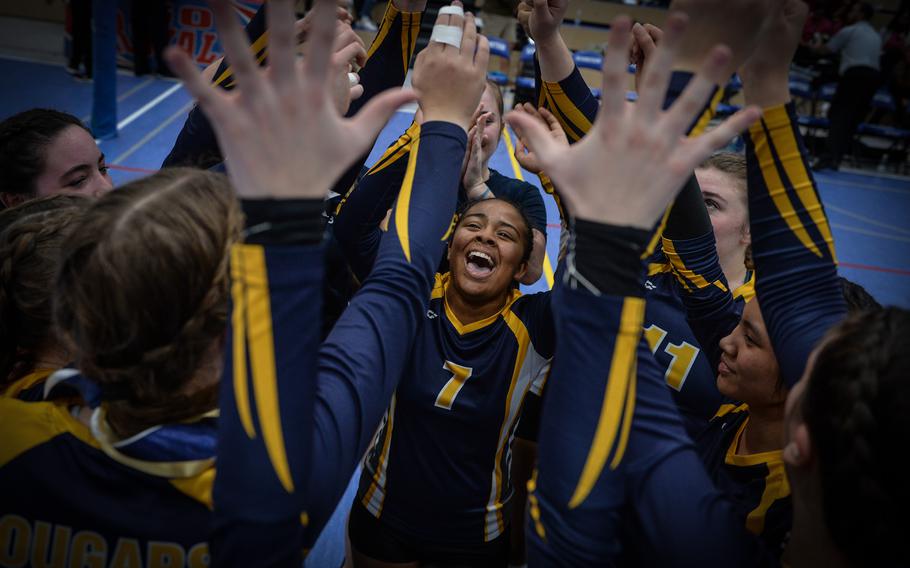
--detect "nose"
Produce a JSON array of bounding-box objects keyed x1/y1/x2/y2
[
  {"x1": 719, "y1": 329, "x2": 737, "y2": 358},
  {"x1": 474, "y1": 226, "x2": 495, "y2": 245}
]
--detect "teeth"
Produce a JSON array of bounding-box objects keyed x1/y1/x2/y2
[{"x1": 469, "y1": 251, "x2": 492, "y2": 263}]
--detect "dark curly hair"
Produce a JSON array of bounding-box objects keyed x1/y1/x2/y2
[
  {"x1": 0, "y1": 109, "x2": 90, "y2": 199},
  {"x1": 455, "y1": 197, "x2": 534, "y2": 265},
  {"x1": 802, "y1": 307, "x2": 910, "y2": 567}
]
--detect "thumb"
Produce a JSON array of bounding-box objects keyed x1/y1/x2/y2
[
  {"x1": 504, "y1": 111, "x2": 558, "y2": 167},
  {"x1": 532, "y1": 0, "x2": 550, "y2": 19}
]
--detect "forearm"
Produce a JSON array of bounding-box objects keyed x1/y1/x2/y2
[
  {"x1": 744, "y1": 102, "x2": 845, "y2": 387},
  {"x1": 306, "y1": 122, "x2": 467, "y2": 528}
]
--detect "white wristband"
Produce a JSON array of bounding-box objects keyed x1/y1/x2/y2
[
  {"x1": 438, "y1": 5, "x2": 465, "y2": 17},
  {"x1": 430, "y1": 24, "x2": 463, "y2": 49}
]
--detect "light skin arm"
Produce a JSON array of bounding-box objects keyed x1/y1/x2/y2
[{"x1": 520, "y1": 0, "x2": 575, "y2": 82}]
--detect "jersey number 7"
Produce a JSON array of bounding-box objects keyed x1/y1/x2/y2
[{"x1": 434, "y1": 361, "x2": 474, "y2": 410}]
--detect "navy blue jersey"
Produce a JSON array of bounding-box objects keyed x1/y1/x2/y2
[
  {"x1": 0, "y1": 376, "x2": 215, "y2": 567},
  {"x1": 212, "y1": 121, "x2": 468, "y2": 566},
  {"x1": 744, "y1": 103, "x2": 846, "y2": 387},
  {"x1": 642, "y1": 262, "x2": 753, "y2": 434},
  {"x1": 528, "y1": 284, "x2": 772, "y2": 567},
  {"x1": 696, "y1": 404, "x2": 792, "y2": 558},
  {"x1": 357, "y1": 273, "x2": 553, "y2": 544}
]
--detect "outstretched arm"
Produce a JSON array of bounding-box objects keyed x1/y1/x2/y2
[{"x1": 740, "y1": 0, "x2": 845, "y2": 388}]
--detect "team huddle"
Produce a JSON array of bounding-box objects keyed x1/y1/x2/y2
[{"x1": 0, "y1": 0, "x2": 907, "y2": 566}]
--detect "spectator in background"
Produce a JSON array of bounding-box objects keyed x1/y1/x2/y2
[
  {"x1": 131, "y1": 0, "x2": 173, "y2": 77},
  {"x1": 812, "y1": 1, "x2": 882, "y2": 170},
  {"x1": 66, "y1": 0, "x2": 92, "y2": 80}
]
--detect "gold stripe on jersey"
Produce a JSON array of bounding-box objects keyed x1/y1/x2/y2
[
  {"x1": 0, "y1": 398, "x2": 99, "y2": 467},
  {"x1": 541, "y1": 88, "x2": 583, "y2": 142},
  {"x1": 363, "y1": 395, "x2": 397, "y2": 517},
  {"x1": 610, "y1": 355, "x2": 636, "y2": 470},
  {"x1": 689, "y1": 88, "x2": 724, "y2": 137},
  {"x1": 501, "y1": 127, "x2": 556, "y2": 289},
  {"x1": 366, "y1": 2, "x2": 398, "y2": 62},
  {"x1": 400, "y1": 12, "x2": 421, "y2": 74},
  {"x1": 484, "y1": 309, "x2": 548, "y2": 542},
  {"x1": 230, "y1": 247, "x2": 255, "y2": 439},
  {"x1": 662, "y1": 237, "x2": 730, "y2": 294},
  {"x1": 442, "y1": 277, "x2": 522, "y2": 335},
  {"x1": 648, "y1": 261, "x2": 672, "y2": 276},
  {"x1": 90, "y1": 407, "x2": 217, "y2": 479},
  {"x1": 733, "y1": 271, "x2": 756, "y2": 301},
  {"x1": 724, "y1": 413, "x2": 791, "y2": 535},
  {"x1": 394, "y1": 134, "x2": 421, "y2": 263},
  {"x1": 527, "y1": 469, "x2": 547, "y2": 539},
  {"x1": 569, "y1": 297, "x2": 645, "y2": 508},
  {"x1": 760, "y1": 105, "x2": 837, "y2": 261},
  {"x1": 642, "y1": 207, "x2": 672, "y2": 260},
  {"x1": 235, "y1": 244, "x2": 295, "y2": 493},
  {"x1": 713, "y1": 402, "x2": 743, "y2": 419},
  {"x1": 213, "y1": 31, "x2": 270, "y2": 88},
  {"x1": 541, "y1": 81, "x2": 593, "y2": 137},
  {"x1": 170, "y1": 468, "x2": 215, "y2": 509},
  {"x1": 749, "y1": 119, "x2": 822, "y2": 259},
  {"x1": 0, "y1": 368, "x2": 55, "y2": 399}
]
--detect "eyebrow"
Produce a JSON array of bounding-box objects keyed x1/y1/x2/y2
[
  {"x1": 702, "y1": 190, "x2": 727, "y2": 203},
  {"x1": 59, "y1": 163, "x2": 91, "y2": 181},
  {"x1": 742, "y1": 318, "x2": 762, "y2": 341}
]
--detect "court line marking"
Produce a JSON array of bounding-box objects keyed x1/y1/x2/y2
[
  {"x1": 80, "y1": 78, "x2": 156, "y2": 123},
  {"x1": 114, "y1": 82, "x2": 184, "y2": 132},
  {"x1": 831, "y1": 222, "x2": 910, "y2": 243},
  {"x1": 112, "y1": 101, "x2": 194, "y2": 165},
  {"x1": 840, "y1": 261, "x2": 910, "y2": 277},
  {"x1": 826, "y1": 204, "x2": 910, "y2": 236}
]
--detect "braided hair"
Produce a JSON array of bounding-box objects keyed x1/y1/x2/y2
[
  {"x1": 0, "y1": 109, "x2": 89, "y2": 200},
  {"x1": 0, "y1": 195, "x2": 89, "y2": 386},
  {"x1": 54, "y1": 168, "x2": 243, "y2": 438},
  {"x1": 802, "y1": 307, "x2": 910, "y2": 567}
]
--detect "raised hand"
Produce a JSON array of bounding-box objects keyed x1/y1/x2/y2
[
  {"x1": 528, "y1": 0, "x2": 569, "y2": 44},
  {"x1": 669, "y1": 0, "x2": 772, "y2": 75},
  {"x1": 166, "y1": 0, "x2": 415, "y2": 200},
  {"x1": 505, "y1": 14, "x2": 761, "y2": 229},
  {"x1": 463, "y1": 111, "x2": 490, "y2": 196},
  {"x1": 511, "y1": 103, "x2": 568, "y2": 175},
  {"x1": 629, "y1": 22, "x2": 663, "y2": 92},
  {"x1": 739, "y1": 0, "x2": 809, "y2": 108},
  {"x1": 411, "y1": 3, "x2": 490, "y2": 131}
]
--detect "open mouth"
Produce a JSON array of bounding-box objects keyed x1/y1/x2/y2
[{"x1": 465, "y1": 250, "x2": 496, "y2": 279}]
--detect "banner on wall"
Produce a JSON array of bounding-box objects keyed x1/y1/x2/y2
[{"x1": 66, "y1": 0, "x2": 265, "y2": 70}]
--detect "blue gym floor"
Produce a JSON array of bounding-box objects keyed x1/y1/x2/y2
[{"x1": 4, "y1": 55, "x2": 906, "y2": 306}]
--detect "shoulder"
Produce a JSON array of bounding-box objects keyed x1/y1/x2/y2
[{"x1": 0, "y1": 399, "x2": 94, "y2": 467}]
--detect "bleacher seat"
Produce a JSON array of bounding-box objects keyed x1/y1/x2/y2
[
  {"x1": 486, "y1": 36, "x2": 511, "y2": 85},
  {"x1": 573, "y1": 50, "x2": 603, "y2": 70},
  {"x1": 520, "y1": 43, "x2": 536, "y2": 63}
]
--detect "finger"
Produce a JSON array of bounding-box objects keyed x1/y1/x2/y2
[
  {"x1": 632, "y1": 21, "x2": 656, "y2": 60},
  {"x1": 165, "y1": 46, "x2": 229, "y2": 122},
  {"x1": 505, "y1": 110, "x2": 560, "y2": 167},
  {"x1": 337, "y1": 6, "x2": 353, "y2": 24},
  {"x1": 211, "y1": 0, "x2": 262, "y2": 95},
  {"x1": 461, "y1": 12, "x2": 477, "y2": 58},
  {"x1": 681, "y1": 106, "x2": 760, "y2": 165},
  {"x1": 348, "y1": 88, "x2": 419, "y2": 152},
  {"x1": 532, "y1": 0, "x2": 551, "y2": 23},
  {"x1": 633, "y1": 11, "x2": 686, "y2": 123},
  {"x1": 334, "y1": 22, "x2": 365, "y2": 53},
  {"x1": 473, "y1": 34, "x2": 490, "y2": 73},
  {"x1": 644, "y1": 23, "x2": 663, "y2": 42},
  {"x1": 267, "y1": 0, "x2": 297, "y2": 90},
  {"x1": 597, "y1": 15, "x2": 633, "y2": 119},
  {"x1": 303, "y1": 0, "x2": 339, "y2": 86},
  {"x1": 662, "y1": 44, "x2": 731, "y2": 136},
  {"x1": 435, "y1": 1, "x2": 464, "y2": 51},
  {"x1": 537, "y1": 106, "x2": 561, "y2": 132},
  {"x1": 332, "y1": 41, "x2": 367, "y2": 70},
  {"x1": 349, "y1": 83, "x2": 365, "y2": 100}
]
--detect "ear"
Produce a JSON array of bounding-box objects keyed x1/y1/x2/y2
[
  {"x1": 740, "y1": 223, "x2": 751, "y2": 246},
  {"x1": 513, "y1": 260, "x2": 528, "y2": 283},
  {"x1": 0, "y1": 192, "x2": 29, "y2": 209},
  {"x1": 783, "y1": 423, "x2": 812, "y2": 468}
]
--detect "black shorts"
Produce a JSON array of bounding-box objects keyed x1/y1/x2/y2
[{"x1": 347, "y1": 500, "x2": 509, "y2": 567}]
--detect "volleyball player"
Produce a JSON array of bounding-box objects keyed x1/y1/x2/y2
[
  {"x1": 514, "y1": 0, "x2": 773, "y2": 435},
  {"x1": 0, "y1": 109, "x2": 113, "y2": 208},
  {"x1": 0, "y1": 195, "x2": 88, "y2": 400}
]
